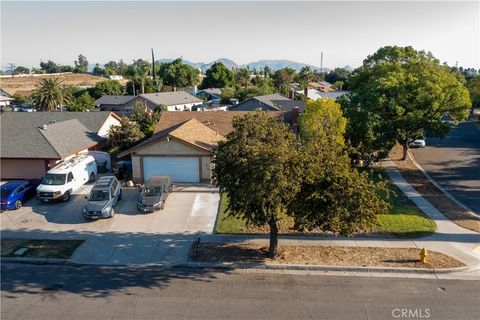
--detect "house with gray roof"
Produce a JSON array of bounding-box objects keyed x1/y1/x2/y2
[
  {"x1": 0, "y1": 111, "x2": 121, "y2": 179},
  {"x1": 95, "y1": 95, "x2": 137, "y2": 115},
  {"x1": 228, "y1": 93, "x2": 305, "y2": 112},
  {"x1": 138, "y1": 91, "x2": 203, "y2": 111}
]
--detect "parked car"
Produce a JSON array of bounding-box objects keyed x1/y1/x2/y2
[
  {"x1": 83, "y1": 176, "x2": 122, "y2": 220},
  {"x1": 137, "y1": 176, "x2": 172, "y2": 213},
  {"x1": 1, "y1": 180, "x2": 41, "y2": 210},
  {"x1": 37, "y1": 154, "x2": 97, "y2": 202},
  {"x1": 409, "y1": 136, "x2": 426, "y2": 148},
  {"x1": 20, "y1": 105, "x2": 36, "y2": 112}
]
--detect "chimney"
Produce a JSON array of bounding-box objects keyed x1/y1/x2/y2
[{"x1": 291, "y1": 106, "x2": 299, "y2": 131}]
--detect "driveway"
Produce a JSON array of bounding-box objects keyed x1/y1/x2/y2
[
  {"x1": 411, "y1": 121, "x2": 480, "y2": 215},
  {"x1": 1, "y1": 182, "x2": 220, "y2": 265}
]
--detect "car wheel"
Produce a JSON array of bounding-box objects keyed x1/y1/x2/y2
[
  {"x1": 62, "y1": 191, "x2": 71, "y2": 202},
  {"x1": 89, "y1": 172, "x2": 95, "y2": 182},
  {"x1": 14, "y1": 200, "x2": 23, "y2": 210},
  {"x1": 161, "y1": 200, "x2": 165, "y2": 210}
]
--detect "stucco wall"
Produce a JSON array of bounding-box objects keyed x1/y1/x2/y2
[
  {"x1": 97, "y1": 115, "x2": 121, "y2": 137},
  {"x1": 134, "y1": 138, "x2": 208, "y2": 156},
  {"x1": 1, "y1": 159, "x2": 47, "y2": 179}
]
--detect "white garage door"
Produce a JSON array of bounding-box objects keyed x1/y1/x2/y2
[{"x1": 143, "y1": 157, "x2": 200, "y2": 183}]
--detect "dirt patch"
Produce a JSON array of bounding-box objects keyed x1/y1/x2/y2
[
  {"x1": 388, "y1": 144, "x2": 480, "y2": 232},
  {"x1": 1, "y1": 239, "x2": 84, "y2": 259},
  {"x1": 0, "y1": 73, "x2": 128, "y2": 96},
  {"x1": 190, "y1": 243, "x2": 465, "y2": 269}
]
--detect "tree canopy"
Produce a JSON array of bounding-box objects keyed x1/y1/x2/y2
[
  {"x1": 200, "y1": 62, "x2": 235, "y2": 89},
  {"x1": 92, "y1": 80, "x2": 122, "y2": 99},
  {"x1": 342, "y1": 46, "x2": 471, "y2": 161},
  {"x1": 159, "y1": 58, "x2": 199, "y2": 91},
  {"x1": 32, "y1": 78, "x2": 65, "y2": 111}
]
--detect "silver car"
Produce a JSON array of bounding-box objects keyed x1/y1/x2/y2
[
  {"x1": 137, "y1": 176, "x2": 172, "y2": 213},
  {"x1": 83, "y1": 176, "x2": 122, "y2": 220}
]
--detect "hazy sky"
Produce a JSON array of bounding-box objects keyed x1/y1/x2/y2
[{"x1": 1, "y1": 1, "x2": 479, "y2": 69}]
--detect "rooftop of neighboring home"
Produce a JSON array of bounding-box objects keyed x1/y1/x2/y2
[
  {"x1": 297, "y1": 89, "x2": 349, "y2": 101},
  {"x1": 197, "y1": 88, "x2": 223, "y2": 97},
  {"x1": 118, "y1": 110, "x2": 291, "y2": 157},
  {"x1": 94, "y1": 95, "x2": 136, "y2": 106},
  {"x1": 228, "y1": 93, "x2": 306, "y2": 112},
  {"x1": 0, "y1": 112, "x2": 120, "y2": 159},
  {"x1": 139, "y1": 91, "x2": 202, "y2": 106},
  {"x1": 307, "y1": 81, "x2": 335, "y2": 92}
]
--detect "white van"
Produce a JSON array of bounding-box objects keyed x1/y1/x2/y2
[{"x1": 37, "y1": 154, "x2": 97, "y2": 202}]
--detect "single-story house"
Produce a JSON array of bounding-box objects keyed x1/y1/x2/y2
[
  {"x1": 308, "y1": 81, "x2": 335, "y2": 92},
  {"x1": 296, "y1": 89, "x2": 349, "y2": 101},
  {"x1": 228, "y1": 93, "x2": 305, "y2": 112},
  {"x1": 195, "y1": 88, "x2": 223, "y2": 101},
  {"x1": 0, "y1": 112, "x2": 121, "y2": 179},
  {"x1": 0, "y1": 88, "x2": 14, "y2": 107},
  {"x1": 96, "y1": 91, "x2": 204, "y2": 115},
  {"x1": 95, "y1": 95, "x2": 137, "y2": 115},
  {"x1": 138, "y1": 91, "x2": 203, "y2": 111},
  {"x1": 118, "y1": 111, "x2": 291, "y2": 184}
]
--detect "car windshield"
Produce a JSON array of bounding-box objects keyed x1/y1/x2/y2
[
  {"x1": 42, "y1": 174, "x2": 66, "y2": 185},
  {"x1": 89, "y1": 190, "x2": 110, "y2": 201},
  {"x1": 143, "y1": 186, "x2": 162, "y2": 196},
  {"x1": 1, "y1": 184, "x2": 17, "y2": 198}
]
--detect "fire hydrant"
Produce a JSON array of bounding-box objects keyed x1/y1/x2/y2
[{"x1": 420, "y1": 248, "x2": 428, "y2": 264}]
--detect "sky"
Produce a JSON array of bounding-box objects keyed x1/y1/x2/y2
[{"x1": 1, "y1": 1, "x2": 479, "y2": 70}]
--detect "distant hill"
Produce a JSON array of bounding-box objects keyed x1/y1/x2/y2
[
  {"x1": 242, "y1": 60, "x2": 328, "y2": 72},
  {"x1": 155, "y1": 58, "x2": 327, "y2": 73}
]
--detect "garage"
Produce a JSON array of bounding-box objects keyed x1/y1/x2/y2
[{"x1": 143, "y1": 157, "x2": 200, "y2": 183}]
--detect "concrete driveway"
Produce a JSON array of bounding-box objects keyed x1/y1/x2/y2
[
  {"x1": 411, "y1": 121, "x2": 480, "y2": 215},
  {"x1": 1, "y1": 182, "x2": 220, "y2": 265}
]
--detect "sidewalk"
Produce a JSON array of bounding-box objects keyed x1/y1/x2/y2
[{"x1": 200, "y1": 161, "x2": 480, "y2": 269}]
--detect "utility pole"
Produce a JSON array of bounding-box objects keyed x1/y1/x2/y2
[
  {"x1": 151, "y1": 48, "x2": 156, "y2": 80},
  {"x1": 8, "y1": 63, "x2": 15, "y2": 77},
  {"x1": 320, "y1": 52, "x2": 324, "y2": 80}
]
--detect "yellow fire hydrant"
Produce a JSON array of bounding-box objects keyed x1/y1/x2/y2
[{"x1": 420, "y1": 248, "x2": 428, "y2": 264}]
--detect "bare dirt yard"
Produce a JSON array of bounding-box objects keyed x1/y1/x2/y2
[
  {"x1": 0, "y1": 73, "x2": 128, "y2": 96},
  {"x1": 389, "y1": 144, "x2": 480, "y2": 232},
  {"x1": 190, "y1": 243, "x2": 465, "y2": 269}
]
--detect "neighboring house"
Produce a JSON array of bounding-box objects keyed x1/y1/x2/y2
[
  {"x1": 228, "y1": 93, "x2": 305, "y2": 112},
  {"x1": 308, "y1": 81, "x2": 335, "y2": 92},
  {"x1": 0, "y1": 88, "x2": 14, "y2": 107},
  {"x1": 118, "y1": 111, "x2": 291, "y2": 183},
  {"x1": 138, "y1": 91, "x2": 203, "y2": 111},
  {"x1": 195, "y1": 88, "x2": 223, "y2": 101},
  {"x1": 0, "y1": 112, "x2": 121, "y2": 179},
  {"x1": 296, "y1": 89, "x2": 349, "y2": 101},
  {"x1": 95, "y1": 95, "x2": 137, "y2": 115}
]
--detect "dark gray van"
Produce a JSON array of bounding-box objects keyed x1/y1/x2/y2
[
  {"x1": 137, "y1": 176, "x2": 172, "y2": 213},
  {"x1": 83, "y1": 176, "x2": 122, "y2": 220}
]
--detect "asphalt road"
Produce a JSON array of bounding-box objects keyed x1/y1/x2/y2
[
  {"x1": 411, "y1": 121, "x2": 480, "y2": 215},
  {"x1": 1, "y1": 264, "x2": 479, "y2": 320}
]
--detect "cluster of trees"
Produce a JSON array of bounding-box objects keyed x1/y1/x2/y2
[
  {"x1": 30, "y1": 78, "x2": 123, "y2": 111},
  {"x1": 214, "y1": 101, "x2": 389, "y2": 257},
  {"x1": 340, "y1": 46, "x2": 471, "y2": 163}
]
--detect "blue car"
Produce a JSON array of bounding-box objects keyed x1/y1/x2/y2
[{"x1": 0, "y1": 180, "x2": 40, "y2": 211}]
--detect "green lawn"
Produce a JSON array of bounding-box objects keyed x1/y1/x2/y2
[{"x1": 215, "y1": 170, "x2": 436, "y2": 238}]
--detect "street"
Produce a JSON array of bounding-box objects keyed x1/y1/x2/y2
[
  {"x1": 1, "y1": 263, "x2": 479, "y2": 320},
  {"x1": 411, "y1": 121, "x2": 480, "y2": 215}
]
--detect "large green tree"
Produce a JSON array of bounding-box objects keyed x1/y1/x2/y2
[
  {"x1": 92, "y1": 80, "x2": 122, "y2": 99},
  {"x1": 343, "y1": 46, "x2": 471, "y2": 161},
  {"x1": 290, "y1": 99, "x2": 389, "y2": 235},
  {"x1": 200, "y1": 62, "x2": 235, "y2": 89},
  {"x1": 159, "y1": 58, "x2": 199, "y2": 91},
  {"x1": 272, "y1": 68, "x2": 297, "y2": 95},
  {"x1": 106, "y1": 120, "x2": 144, "y2": 154},
  {"x1": 66, "y1": 91, "x2": 95, "y2": 111},
  {"x1": 213, "y1": 113, "x2": 302, "y2": 257},
  {"x1": 74, "y1": 54, "x2": 89, "y2": 73}
]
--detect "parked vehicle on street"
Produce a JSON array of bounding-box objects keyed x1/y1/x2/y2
[
  {"x1": 137, "y1": 176, "x2": 172, "y2": 213},
  {"x1": 20, "y1": 105, "x2": 36, "y2": 112},
  {"x1": 409, "y1": 136, "x2": 426, "y2": 148},
  {"x1": 1, "y1": 180, "x2": 41, "y2": 210},
  {"x1": 83, "y1": 176, "x2": 122, "y2": 220},
  {"x1": 36, "y1": 154, "x2": 97, "y2": 202}
]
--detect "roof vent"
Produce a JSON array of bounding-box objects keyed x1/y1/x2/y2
[
  {"x1": 49, "y1": 120, "x2": 56, "y2": 123},
  {"x1": 40, "y1": 124, "x2": 48, "y2": 130}
]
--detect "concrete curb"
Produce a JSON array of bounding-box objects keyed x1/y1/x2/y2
[
  {"x1": 407, "y1": 150, "x2": 479, "y2": 217},
  {"x1": 1, "y1": 257, "x2": 86, "y2": 266},
  {"x1": 180, "y1": 261, "x2": 476, "y2": 275}
]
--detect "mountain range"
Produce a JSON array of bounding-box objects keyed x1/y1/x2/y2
[{"x1": 157, "y1": 58, "x2": 336, "y2": 73}]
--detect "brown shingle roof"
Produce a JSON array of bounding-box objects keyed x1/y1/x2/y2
[
  {"x1": 169, "y1": 118, "x2": 225, "y2": 152},
  {"x1": 155, "y1": 111, "x2": 288, "y2": 136}
]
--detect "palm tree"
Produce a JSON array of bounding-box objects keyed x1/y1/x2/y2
[{"x1": 32, "y1": 78, "x2": 63, "y2": 111}]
